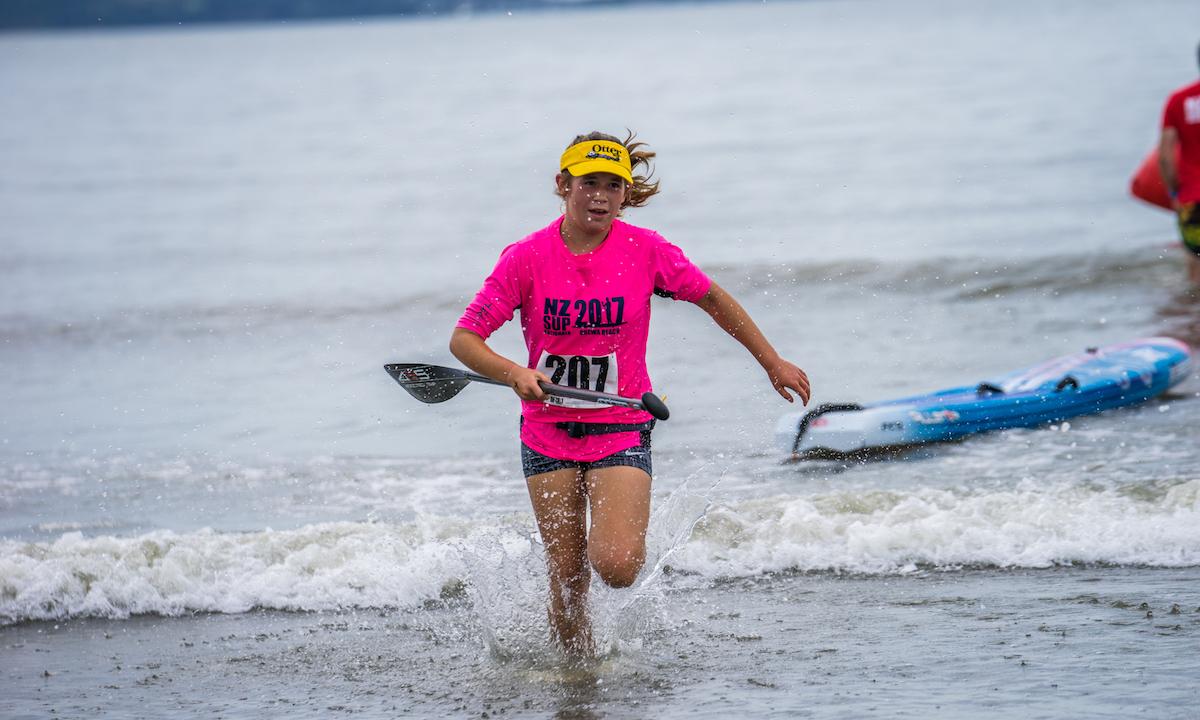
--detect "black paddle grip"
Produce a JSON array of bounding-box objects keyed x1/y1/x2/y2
[{"x1": 641, "y1": 392, "x2": 670, "y2": 421}]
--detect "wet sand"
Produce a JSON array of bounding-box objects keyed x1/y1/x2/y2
[{"x1": 4, "y1": 566, "x2": 1197, "y2": 719}]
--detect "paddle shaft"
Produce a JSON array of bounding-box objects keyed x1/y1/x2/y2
[
  {"x1": 461, "y1": 370, "x2": 657, "y2": 414},
  {"x1": 383, "y1": 362, "x2": 670, "y2": 420}
]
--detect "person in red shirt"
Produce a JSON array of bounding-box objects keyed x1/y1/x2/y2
[{"x1": 1159, "y1": 43, "x2": 1200, "y2": 282}]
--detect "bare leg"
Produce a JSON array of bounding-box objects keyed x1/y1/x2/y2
[
  {"x1": 585, "y1": 465, "x2": 652, "y2": 589},
  {"x1": 526, "y1": 467, "x2": 592, "y2": 656},
  {"x1": 526, "y1": 463, "x2": 653, "y2": 656}
]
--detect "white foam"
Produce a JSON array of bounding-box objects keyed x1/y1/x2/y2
[
  {"x1": 0, "y1": 520, "x2": 465, "y2": 624},
  {"x1": 4, "y1": 478, "x2": 1197, "y2": 625},
  {"x1": 675, "y1": 478, "x2": 1200, "y2": 576}
]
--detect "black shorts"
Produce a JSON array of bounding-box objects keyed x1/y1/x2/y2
[
  {"x1": 1179, "y1": 202, "x2": 1200, "y2": 257},
  {"x1": 520, "y1": 426, "x2": 653, "y2": 478}
]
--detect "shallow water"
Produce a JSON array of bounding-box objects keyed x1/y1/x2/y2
[
  {"x1": 3, "y1": 567, "x2": 1197, "y2": 718},
  {"x1": 3, "y1": 0, "x2": 1200, "y2": 716}
]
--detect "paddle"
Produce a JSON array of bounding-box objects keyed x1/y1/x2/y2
[{"x1": 384, "y1": 363, "x2": 670, "y2": 421}]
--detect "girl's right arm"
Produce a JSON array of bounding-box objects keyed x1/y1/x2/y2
[{"x1": 450, "y1": 327, "x2": 550, "y2": 402}]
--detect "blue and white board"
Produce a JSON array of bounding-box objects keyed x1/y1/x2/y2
[{"x1": 776, "y1": 337, "x2": 1193, "y2": 458}]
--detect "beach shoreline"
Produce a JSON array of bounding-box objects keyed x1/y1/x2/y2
[{"x1": 4, "y1": 565, "x2": 1197, "y2": 718}]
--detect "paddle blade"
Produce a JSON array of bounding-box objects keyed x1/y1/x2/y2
[{"x1": 384, "y1": 363, "x2": 472, "y2": 404}]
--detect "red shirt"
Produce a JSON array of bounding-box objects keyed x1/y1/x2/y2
[{"x1": 1162, "y1": 78, "x2": 1200, "y2": 204}]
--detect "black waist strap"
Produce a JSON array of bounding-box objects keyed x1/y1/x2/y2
[{"x1": 555, "y1": 420, "x2": 654, "y2": 439}]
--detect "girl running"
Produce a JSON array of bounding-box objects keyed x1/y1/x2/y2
[{"x1": 451, "y1": 131, "x2": 810, "y2": 656}]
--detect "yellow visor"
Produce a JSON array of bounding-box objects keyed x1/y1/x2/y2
[{"x1": 559, "y1": 140, "x2": 633, "y2": 184}]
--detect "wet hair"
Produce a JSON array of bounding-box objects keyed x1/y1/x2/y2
[{"x1": 555, "y1": 130, "x2": 660, "y2": 213}]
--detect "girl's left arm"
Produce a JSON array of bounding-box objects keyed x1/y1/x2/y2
[{"x1": 694, "y1": 282, "x2": 811, "y2": 405}]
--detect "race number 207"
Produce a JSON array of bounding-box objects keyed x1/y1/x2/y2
[{"x1": 543, "y1": 354, "x2": 611, "y2": 393}]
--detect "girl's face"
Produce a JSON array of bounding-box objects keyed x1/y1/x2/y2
[{"x1": 558, "y1": 171, "x2": 629, "y2": 238}]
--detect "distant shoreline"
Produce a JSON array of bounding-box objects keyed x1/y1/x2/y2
[{"x1": 0, "y1": 0, "x2": 666, "y2": 31}]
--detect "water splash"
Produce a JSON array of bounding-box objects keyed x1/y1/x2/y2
[
  {"x1": 457, "y1": 467, "x2": 719, "y2": 665},
  {"x1": 456, "y1": 521, "x2": 550, "y2": 664}
]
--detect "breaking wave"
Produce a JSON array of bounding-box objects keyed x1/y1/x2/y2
[{"x1": 5, "y1": 475, "x2": 1197, "y2": 625}]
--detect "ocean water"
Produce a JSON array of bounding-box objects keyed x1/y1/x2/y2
[{"x1": 3, "y1": 0, "x2": 1200, "y2": 716}]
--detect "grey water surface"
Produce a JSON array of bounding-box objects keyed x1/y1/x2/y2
[{"x1": 2, "y1": 0, "x2": 1199, "y2": 716}]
